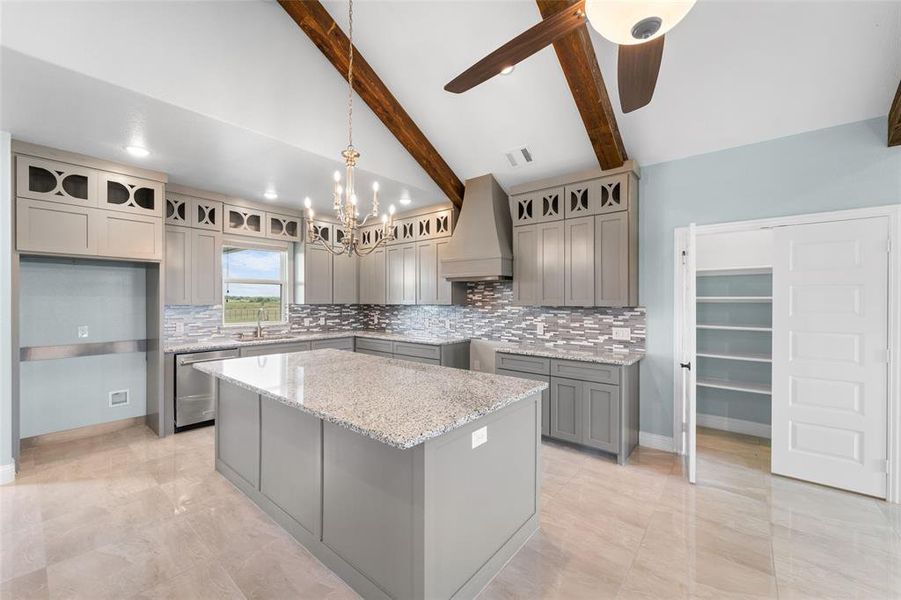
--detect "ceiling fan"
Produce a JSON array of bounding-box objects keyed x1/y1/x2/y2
[{"x1": 445, "y1": 0, "x2": 696, "y2": 113}]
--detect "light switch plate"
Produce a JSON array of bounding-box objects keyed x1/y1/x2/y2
[
  {"x1": 472, "y1": 426, "x2": 488, "y2": 449},
  {"x1": 473, "y1": 359, "x2": 482, "y2": 371},
  {"x1": 536, "y1": 323, "x2": 545, "y2": 335},
  {"x1": 612, "y1": 327, "x2": 631, "y2": 341},
  {"x1": 175, "y1": 323, "x2": 185, "y2": 335},
  {"x1": 77, "y1": 325, "x2": 89, "y2": 339}
]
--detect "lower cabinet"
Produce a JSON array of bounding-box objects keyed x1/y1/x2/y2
[
  {"x1": 355, "y1": 339, "x2": 470, "y2": 369},
  {"x1": 239, "y1": 342, "x2": 312, "y2": 357},
  {"x1": 496, "y1": 352, "x2": 639, "y2": 463}
]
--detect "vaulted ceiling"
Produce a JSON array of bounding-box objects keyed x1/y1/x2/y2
[{"x1": 2, "y1": 1, "x2": 899, "y2": 214}]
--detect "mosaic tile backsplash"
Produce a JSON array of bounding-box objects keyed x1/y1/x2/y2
[{"x1": 164, "y1": 282, "x2": 646, "y2": 353}]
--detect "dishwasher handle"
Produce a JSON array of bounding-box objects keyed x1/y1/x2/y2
[{"x1": 177, "y1": 350, "x2": 240, "y2": 366}]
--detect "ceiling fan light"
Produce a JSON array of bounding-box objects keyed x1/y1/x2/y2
[{"x1": 584, "y1": 0, "x2": 696, "y2": 45}]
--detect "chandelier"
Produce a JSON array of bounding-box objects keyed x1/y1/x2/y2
[{"x1": 304, "y1": 0, "x2": 396, "y2": 257}]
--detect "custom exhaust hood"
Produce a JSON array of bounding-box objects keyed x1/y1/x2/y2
[{"x1": 440, "y1": 174, "x2": 513, "y2": 281}]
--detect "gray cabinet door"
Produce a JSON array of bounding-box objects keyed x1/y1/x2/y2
[
  {"x1": 416, "y1": 241, "x2": 438, "y2": 305},
  {"x1": 217, "y1": 384, "x2": 260, "y2": 488},
  {"x1": 435, "y1": 238, "x2": 454, "y2": 305},
  {"x1": 333, "y1": 254, "x2": 359, "y2": 304},
  {"x1": 387, "y1": 243, "x2": 416, "y2": 305},
  {"x1": 359, "y1": 248, "x2": 386, "y2": 304},
  {"x1": 538, "y1": 221, "x2": 565, "y2": 307},
  {"x1": 165, "y1": 225, "x2": 192, "y2": 305},
  {"x1": 512, "y1": 224, "x2": 539, "y2": 305},
  {"x1": 582, "y1": 382, "x2": 620, "y2": 453},
  {"x1": 496, "y1": 368, "x2": 550, "y2": 437},
  {"x1": 595, "y1": 213, "x2": 629, "y2": 307},
  {"x1": 16, "y1": 198, "x2": 98, "y2": 256},
  {"x1": 96, "y1": 210, "x2": 163, "y2": 260},
  {"x1": 191, "y1": 229, "x2": 221, "y2": 305},
  {"x1": 550, "y1": 377, "x2": 582, "y2": 443},
  {"x1": 239, "y1": 342, "x2": 312, "y2": 357},
  {"x1": 564, "y1": 216, "x2": 595, "y2": 307},
  {"x1": 304, "y1": 244, "x2": 333, "y2": 304}
]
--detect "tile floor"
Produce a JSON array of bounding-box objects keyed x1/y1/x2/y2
[{"x1": 2, "y1": 425, "x2": 900, "y2": 599}]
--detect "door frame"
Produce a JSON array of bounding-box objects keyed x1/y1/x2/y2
[{"x1": 672, "y1": 204, "x2": 901, "y2": 503}]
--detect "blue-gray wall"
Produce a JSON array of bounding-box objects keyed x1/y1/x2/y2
[
  {"x1": 19, "y1": 258, "x2": 148, "y2": 437},
  {"x1": 639, "y1": 117, "x2": 901, "y2": 437},
  {"x1": 0, "y1": 132, "x2": 12, "y2": 473}
]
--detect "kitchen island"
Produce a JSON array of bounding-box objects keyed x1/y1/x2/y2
[{"x1": 194, "y1": 349, "x2": 546, "y2": 600}]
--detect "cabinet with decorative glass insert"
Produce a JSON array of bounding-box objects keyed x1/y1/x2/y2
[{"x1": 99, "y1": 172, "x2": 164, "y2": 218}]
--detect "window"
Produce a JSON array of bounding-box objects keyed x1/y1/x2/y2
[{"x1": 222, "y1": 245, "x2": 288, "y2": 325}]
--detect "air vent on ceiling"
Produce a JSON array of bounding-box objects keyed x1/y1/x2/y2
[{"x1": 504, "y1": 146, "x2": 534, "y2": 168}]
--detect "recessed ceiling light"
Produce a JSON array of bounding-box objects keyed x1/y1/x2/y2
[
  {"x1": 263, "y1": 190, "x2": 278, "y2": 200},
  {"x1": 500, "y1": 65, "x2": 515, "y2": 76},
  {"x1": 125, "y1": 145, "x2": 150, "y2": 158},
  {"x1": 399, "y1": 197, "x2": 411, "y2": 206}
]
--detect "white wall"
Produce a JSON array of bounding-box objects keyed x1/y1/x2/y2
[{"x1": 0, "y1": 131, "x2": 13, "y2": 482}]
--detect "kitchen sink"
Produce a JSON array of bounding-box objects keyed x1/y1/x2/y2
[{"x1": 233, "y1": 333, "x2": 299, "y2": 342}]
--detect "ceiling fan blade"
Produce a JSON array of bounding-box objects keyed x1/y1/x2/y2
[
  {"x1": 445, "y1": 0, "x2": 587, "y2": 94},
  {"x1": 617, "y1": 35, "x2": 665, "y2": 113}
]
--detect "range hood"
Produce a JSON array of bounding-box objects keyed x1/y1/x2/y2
[{"x1": 440, "y1": 174, "x2": 513, "y2": 281}]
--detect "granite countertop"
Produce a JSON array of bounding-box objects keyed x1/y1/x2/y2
[
  {"x1": 493, "y1": 341, "x2": 645, "y2": 366},
  {"x1": 194, "y1": 349, "x2": 547, "y2": 449},
  {"x1": 164, "y1": 330, "x2": 471, "y2": 354}
]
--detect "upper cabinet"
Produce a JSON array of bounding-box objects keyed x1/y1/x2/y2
[
  {"x1": 223, "y1": 204, "x2": 266, "y2": 238},
  {"x1": 510, "y1": 168, "x2": 639, "y2": 307},
  {"x1": 166, "y1": 191, "x2": 223, "y2": 231},
  {"x1": 165, "y1": 192, "x2": 189, "y2": 226},
  {"x1": 14, "y1": 149, "x2": 166, "y2": 262},
  {"x1": 100, "y1": 172, "x2": 164, "y2": 218},
  {"x1": 266, "y1": 212, "x2": 302, "y2": 242},
  {"x1": 16, "y1": 156, "x2": 99, "y2": 208}
]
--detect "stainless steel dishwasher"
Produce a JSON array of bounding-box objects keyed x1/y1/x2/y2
[{"x1": 175, "y1": 348, "x2": 239, "y2": 431}]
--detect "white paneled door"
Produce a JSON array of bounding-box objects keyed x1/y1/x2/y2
[
  {"x1": 773, "y1": 217, "x2": 889, "y2": 498},
  {"x1": 680, "y1": 224, "x2": 698, "y2": 484}
]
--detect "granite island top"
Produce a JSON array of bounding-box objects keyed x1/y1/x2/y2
[
  {"x1": 194, "y1": 349, "x2": 547, "y2": 449},
  {"x1": 164, "y1": 330, "x2": 471, "y2": 354}
]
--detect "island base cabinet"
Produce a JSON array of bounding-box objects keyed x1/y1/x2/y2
[
  {"x1": 496, "y1": 367, "x2": 550, "y2": 436},
  {"x1": 214, "y1": 382, "x2": 541, "y2": 600},
  {"x1": 216, "y1": 383, "x2": 260, "y2": 489}
]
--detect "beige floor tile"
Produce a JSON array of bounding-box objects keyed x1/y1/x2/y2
[
  {"x1": 129, "y1": 560, "x2": 245, "y2": 600},
  {"x1": 0, "y1": 524, "x2": 47, "y2": 584},
  {"x1": 0, "y1": 568, "x2": 50, "y2": 600}
]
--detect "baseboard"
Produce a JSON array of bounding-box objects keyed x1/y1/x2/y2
[
  {"x1": 697, "y1": 414, "x2": 771, "y2": 439},
  {"x1": 0, "y1": 462, "x2": 15, "y2": 485},
  {"x1": 639, "y1": 431, "x2": 674, "y2": 452},
  {"x1": 20, "y1": 415, "x2": 146, "y2": 449}
]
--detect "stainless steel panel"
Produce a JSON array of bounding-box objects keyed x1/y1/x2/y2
[
  {"x1": 175, "y1": 348, "x2": 239, "y2": 429},
  {"x1": 20, "y1": 339, "x2": 148, "y2": 361}
]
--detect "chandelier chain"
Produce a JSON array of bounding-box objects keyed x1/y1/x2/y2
[{"x1": 347, "y1": 0, "x2": 354, "y2": 149}]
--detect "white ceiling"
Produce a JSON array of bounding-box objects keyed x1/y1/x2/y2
[{"x1": 1, "y1": 0, "x2": 899, "y2": 212}]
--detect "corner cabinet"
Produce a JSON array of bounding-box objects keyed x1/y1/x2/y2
[{"x1": 509, "y1": 167, "x2": 638, "y2": 307}]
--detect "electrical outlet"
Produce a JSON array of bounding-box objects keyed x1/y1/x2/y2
[
  {"x1": 471, "y1": 426, "x2": 488, "y2": 449},
  {"x1": 473, "y1": 359, "x2": 482, "y2": 371},
  {"x1": 175, "y1": 322, "x2": 185, "y2": 335},
  {"x1": 612, "y1": 327, "x2": 631, "y2": 341},
  {"x1": 536, "y1": 322, "x2": 545, "y2": 336},
  {"x1": 304, "y1": 317, "x2": 312, "y2": 326},
  {"x1": 318, "y1": 317, "x2": 325, "y2": 325},
  {"x1": 374, "y1": 315, "x2": 379, "y2": 325},
  {"x1": 77, "y1": 325, "x2": 89, "y2": 339},
  {"x1": 444, "y1": 319, "x2": 450, "y2": 328}
]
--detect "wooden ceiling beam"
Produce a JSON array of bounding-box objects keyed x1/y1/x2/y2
[
  {"x1": 889, "y1": 80, "x2": 901, "y2": 147},
  {"x1": 278, "y1": 0, "x2": 465, "y2": 207},
  {"x1": 536, "y1": 0, "x2": 627, "y2": 169}
]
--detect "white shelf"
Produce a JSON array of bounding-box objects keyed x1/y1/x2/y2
[
  {"x1": 696, "y1": 324, "x2": 772, "y2": 332},
  {"x1": 696, "y1": 266, "x2": 772, "y2": 277},
  {"x1": 697, "y1": 296, "x2": 772, "y2": 303},
  {"x1": 697, "y1": 352, "x2": 772, "y2": 363},
  {"x1": 697, "y1": 377, "x2": 772, "y2": 395}
]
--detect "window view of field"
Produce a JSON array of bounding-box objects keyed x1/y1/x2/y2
[{"x1": 222, "y1": 247, "x2": 285, "y2": 324}]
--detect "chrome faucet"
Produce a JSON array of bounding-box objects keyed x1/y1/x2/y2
[{"x1": 256, "y1": 307, "x2": 266, "y2": 339}]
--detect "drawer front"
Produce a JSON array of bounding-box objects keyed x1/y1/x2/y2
[
  {"x1": 495, "y1": 353, "x2": 550, "y2": 376},
  {"x1": 393, "y1": 341, "x2": 441, "y2": 360},
  {"x1": 550, "y1": 359, "x2": 620, "y2": 385},
  {"x1": 355, "y1": 338, "x2": 394, "y2": 353},
  {"x1": 355, "y1": 348, "x2": 393, "y2": 359},
  {"x1": 496, "y1": 368, "x2": 550, "y2": 436},
  {"x1": 311, "y1": 337, "x2": 354, "y2": 351},
  {"x1": 398, "y1": 355, "x2": 440, "y2": 366},
  {"x1": 239, "y1": 342, "x2": 312, "y2": 357},
  {"x1": 176, "y1": 395, "x2": 216, "y2": 428}
]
